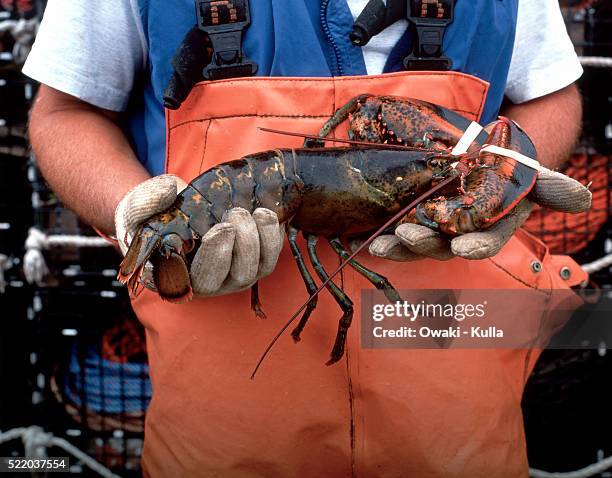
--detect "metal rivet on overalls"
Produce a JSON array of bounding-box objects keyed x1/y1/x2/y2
[
  {"x1": 530, "y1": 260, "x2": 542, "y2": 273},
  {"x1": 560, "y1": 266, "x2": 572, "y2": 280}
]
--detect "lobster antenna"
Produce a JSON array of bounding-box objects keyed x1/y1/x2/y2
[
  {"x1": 251, "y1": 168, "x2": 465, "y2": 379},
  {"x1": 258, "y1": 127, "x2": 439, "y2": 152}
]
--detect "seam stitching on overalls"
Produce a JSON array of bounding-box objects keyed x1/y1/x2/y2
[
  {"x1": 331, "y1": 78, "x2": 357, "y2": 475},
  {"x1": 522, "y1": 349, "x2": 534, "y2": 385},
  {"x1": 198, "y1": 120, "x2": 212, "y2": 174},
  {"x1": 474, "y1": 86, "x2": 487, "y2": 120},
  {"x1": 186, "y1": 71, "x2": 488, "y2": 88},
  {"x1": 170, "y1": 109, "x2": 479, "y2": 130},
  {"x1": 486, "y1": 258, "x2": 551, "y2": 297},
  {"x1": 345, "y1": 348, "x2": 356, "y2": 477},
  {"x1": 169, "y1": 113, "x2": 332, "y2": 131}
]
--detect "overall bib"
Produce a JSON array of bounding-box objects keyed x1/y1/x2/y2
[{"x1": 130, "y1": 70, "x2": 587, "y2": 477}]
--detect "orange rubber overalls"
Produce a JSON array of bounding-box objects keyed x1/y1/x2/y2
[{"x1": 132, "y1": 71, "x2": 587, "y2": 477}]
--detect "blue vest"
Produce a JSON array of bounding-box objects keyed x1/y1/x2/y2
[{"x1": 130, "y1": 0, "x2": 518, "y2": 176}]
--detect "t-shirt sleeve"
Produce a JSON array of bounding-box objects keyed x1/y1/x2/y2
[
  {"x1": 505, "y1": 0, "x2": 583, "y2": 104},
  {"x1": 22, "y1": 0, "x2": 147, "y2": 112}
]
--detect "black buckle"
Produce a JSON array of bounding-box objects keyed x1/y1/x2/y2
[
  {"x1": 403, "y1": 0, "x2": 454, "y2": 71},
  {"x1": 195, "y1": 0, "x2": 258, "y2": 80}
]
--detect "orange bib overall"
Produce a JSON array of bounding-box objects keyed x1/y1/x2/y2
[{"x1": 131, "y1": 71, "x2": 586, "y2": 477}]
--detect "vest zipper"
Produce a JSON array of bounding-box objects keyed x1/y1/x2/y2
[{"x1": 320, "y1": 0, "x2": 344, "y2": 76}]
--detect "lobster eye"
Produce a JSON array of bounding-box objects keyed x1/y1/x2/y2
[{"x1": 430, "y1": 159, "x2": 439, "y2": 167}]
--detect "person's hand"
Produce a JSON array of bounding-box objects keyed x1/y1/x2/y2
[
  {"x1": 368, "y1": 168, "x2": 592, "y2": 261},
  {"x1": 115, "y1": 175, "x2": 284, "y2": 296}
]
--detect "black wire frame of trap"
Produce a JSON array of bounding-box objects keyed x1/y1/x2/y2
[
  {"x1": 521, "y1": 2, "x2": 612, "y2": 474},
  {"x1": 24, "y1": 119, "x2": 150, "y2": 475},
  {"x1": 29, "y1": 288, "x2": 148, "y2": 477}
]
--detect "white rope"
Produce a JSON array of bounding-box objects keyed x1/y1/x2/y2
[
  {"x1": 0, "y1": 18, "x2": 38, "y2": 64},
  {"x1": 579, "y1": 56, "x2": 612, "y2": 68},
  {"x1": 530, "y1": 454, "x2": 612, "y2": 478},
  {"x1": 0, "y1": 427, "x2": 24, "y2": 444},
  {"x1": 0, "y1": 145, "x2": 28, "y2": 158},
  {"x1": 23, "y1": 228, "x2": 113, "y2": 285},
  {"x1": 0, "y1": 254, "x2": 9, "y2": 294},
  {"x1": 581, "y1": 253, "x2": 612, "y2": 275},
  {"x1": 0, "y1": 426, "x2": 122, "y2": 478}
]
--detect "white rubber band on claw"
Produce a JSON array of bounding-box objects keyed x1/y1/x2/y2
[
  {"x1": 451, "y1": 121, "x2": 483, "y2": 156},
  {"x1": 480, "y1": 144, "x2": 542, "y2": 171}
]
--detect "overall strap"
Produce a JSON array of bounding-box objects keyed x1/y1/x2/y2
[
  {"x1": 404, "y1": 0, "x2": 454, "y2": 70},
  {"x1": 196, "y1": 0, "x2": 258, "y2": 80},
  {"x1": 351, "y1": 0, "x2": 455, "y2": 71}
]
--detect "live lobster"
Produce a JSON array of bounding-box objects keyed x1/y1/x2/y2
[{"x1": 118, "y1": 96, "x2": 538, "y2": 365}]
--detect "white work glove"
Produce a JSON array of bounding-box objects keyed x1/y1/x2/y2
[
  {"x1": 367, "y1": 168, "x2": 592, "y2": 261},
  {"x1": 115, "y1": 175, "x2": 284, "y2": 296}
]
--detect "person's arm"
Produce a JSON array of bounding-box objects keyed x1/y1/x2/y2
[
  {"x1": 501, "y1": 0, "x2": 583, "y2": 170},
  {"x1": 501, "y1": 83, "x2": 582, "y2": 169},
  {"x1": 29, "y1": 85, "x2": 151, "y2": 235}
]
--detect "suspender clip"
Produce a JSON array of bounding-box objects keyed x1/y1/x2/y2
[
  {"x1": 196, "y1": 0, "x2": 258, "y2": 80},
  {"x1": 404, "y1": 0, "x2": 454, "y2": 71}
]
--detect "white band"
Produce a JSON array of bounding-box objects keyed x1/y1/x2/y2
[
  {"x1": 480, "y1": 144, "x2": 541, "y2": 171},
  {"x1": 450, "y1": 121, "x2": 541, "y2": 172},
  {"x1": 451, "y1": 121, "x2": 483, "y2": 156}
]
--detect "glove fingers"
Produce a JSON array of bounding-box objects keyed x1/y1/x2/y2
[
  {"x1": 121, "y1": 175, "x2": 182, "y2": 234},
  {"x1": 252, "y1": 208, "x2": 284, "y2": 279},
  {"x1": 190, "y1": 223, "x2": 235, "y2": 295},
  {"x1": 451, "y1": 200, "x2": 533, "y2": 259},
  {"x1": 531, "y1": 167, "x2": 592, "y2": 213},
  {"x1": 115, "y1": 175, "x2": 183, "y2": 254},
  {"x1": 395, "y1": 224, "x2": 454, "y2": 261},
  {"x1": 369, "y1": 235, "x2": 423, "y2": 262},
  {"x1": 223, "y1": 208, "x2": 260, "y2": 288}
]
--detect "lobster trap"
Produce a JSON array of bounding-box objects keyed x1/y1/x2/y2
[
  {"x1": 523, "y1": 0, "x2": 612, "y2": 287},
  {"x1": 28, "y1": 289, "x2": 150, "y2": 476},
  {"x1": 522, "y1": 1, "x2": 612, "y2": 476},
  {"x1": 0, "y1": 2, "x2": 151, "y2": 474},
  {"x1": 14, "y1": 156, "x2": 152, "y2": 476}
]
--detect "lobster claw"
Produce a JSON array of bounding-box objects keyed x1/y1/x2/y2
[
  {"x1": 118, "y1": 227, "x2": 162, "y2": 293},
  {"x1": 151, "y1": 234, "x2": 193, "y2": 302},
  {"x1": 118, "y1": 228, "x2": 193, "y2": 302},
  {"x1": 403, "y1": 117, "x2": 538, "y2": 235}
]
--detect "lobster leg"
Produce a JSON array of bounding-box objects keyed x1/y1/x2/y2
[
  {"x1": 328, "y1": 238, "x2": 401, "y2": 303},
  {"x1": 306, "y1": 233, "x2": 354, "y2": 365},
  {"x1": 287, "y1": 225, "x2": 319, "y2": 342},
  {"x1": 303, "y1": 93, "x2": 374, "y2": 147},
  {"x1": 250, "y1": 282, "x2": 267, "y2": 319}
]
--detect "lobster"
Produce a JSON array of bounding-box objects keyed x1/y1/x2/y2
[{"x1": 118, "y1": 96, "x2": 538, "y2": 366}]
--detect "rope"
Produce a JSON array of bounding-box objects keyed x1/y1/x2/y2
[
  {"x1": 23, "y1": 228, "x2": 113, "y2": 285},
  {"x1": 0, "y1": 254, "x2": 9, "y2": 293},
  {"x1": 579, "y1": 56, "x2": 612, "y2": 68},
  {"x1": 0, "y1": 18, "x2": 38, "y2": 64},
  {"x1": 530, "y1": 455, "x2": 612, "y2": 478},
  {"x1": 0, "y1": 426, "x2": 122, "y2": 478},
  {"x1": 581, "y1": 253, "x2": 612, "y2": 275}
]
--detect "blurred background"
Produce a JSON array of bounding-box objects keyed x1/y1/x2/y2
[{"x1": 0, "y1": 0, "x2": 610, "y2": 476}]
